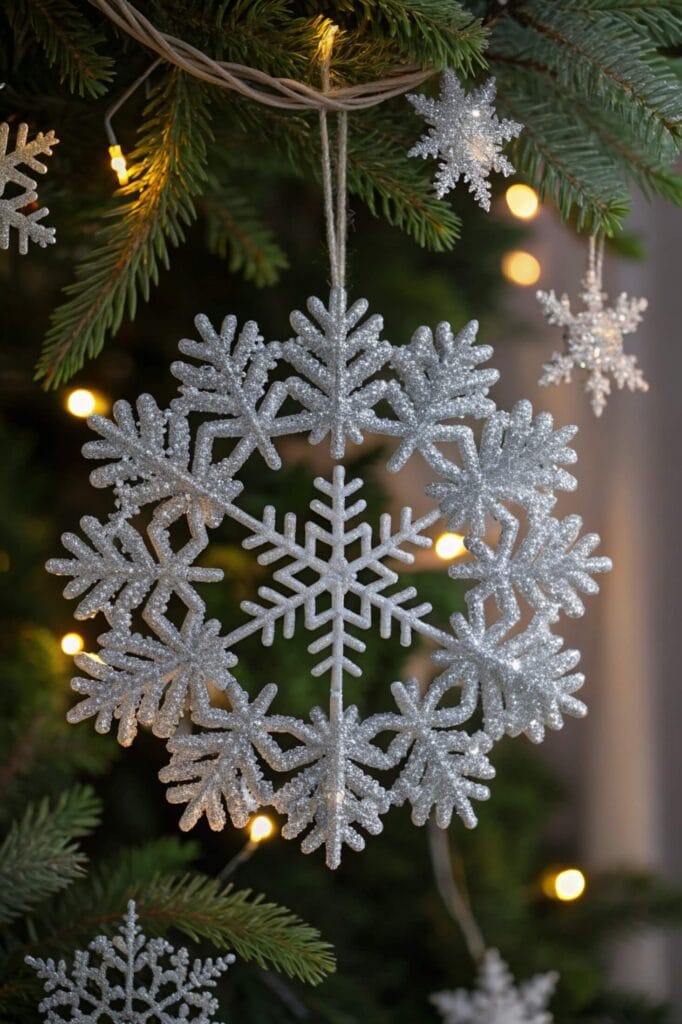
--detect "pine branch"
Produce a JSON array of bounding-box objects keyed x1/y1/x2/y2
[
  {"x1": 499, "y1": 87, "x2": 631, "y2": 232},
  {"x1": 556, "y1": 0, "x2": 682, "y2": 47},
  {"x1": 14, "y1": 854, "x2": 335, "y2": 987},
  {"x1": 202, "y1": 179, "x2": 289, "y2": 286},
  {"x1": 334, "y1": 0, "x2": 488, "y2": 74},
  {"x1": 35, "y1": 70, "x2": 211, "y2": 388},
  {"x1": 136, "y1": 875, "x2": 336, "y2": 986},
  {"x1": 10, "y1": 0, "x2": 113, "y2": 98},
  {"x1": 0, "y1": 785, "x2": 101, "y2": 926},
  {"x1": 347, "y1": 118, "x2": 461, "y2": 249},
  {"x1": 514, "y1": 4, "x2": 682, "y2": 147}
]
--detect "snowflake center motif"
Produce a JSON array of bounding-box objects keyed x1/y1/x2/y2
[{"x1": 49, "y1": 285, "x2": 610, "y2": 867}]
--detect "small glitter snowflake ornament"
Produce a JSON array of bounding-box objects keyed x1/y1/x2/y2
[
  {"x1": 407, "y1": 72, "x2": 523, "y2": 209},
  {"x1": 537, "y1": 237, "x2": 648, "y2": 417},
  {"x1": 0, "y1": 121, "x2": 59, "y2": 253},
  {"x1": 26, "y1": 900, "x2": 234, "y2": 1023},
  {"x1": 48, "y1": 283, "x2": 610, "y2": 868},
  {"x1": 431, "y1": 949, "x2": 558, "y2": 1024}
]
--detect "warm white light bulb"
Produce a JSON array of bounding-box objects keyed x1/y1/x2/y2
[
  {"x1": 60, "y1": 632, "x2": 84, "y2": 655},
  {"x1": 502, "y1": 250, "x2": 541, "y2": 287},
  {"x1": 248, "y1": 814, "x2": 275, "y2": 843},
  {"x1": 542, "y1": 867, "x2": 586, "y2": 901},
  {"x1": 66, "y1": 388, "x2": 96, "y2": 418},
  {"x1": 435, "y1": 532, "x2": 466, "y2": 561},
  {"x1": 505, "y1": 184, "x2": 539, "y2": 220}
]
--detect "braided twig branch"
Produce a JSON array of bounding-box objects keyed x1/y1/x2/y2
[{"x1": 90, "y1": 0, "x2": 436, "y2": 111}]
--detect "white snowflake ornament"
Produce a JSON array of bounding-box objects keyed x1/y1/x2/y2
[
  {"x1": 431, "y1": 949, "x2": 558, "y2": 1024},
  {"x1": 26, "y1": 900, "x2": 234, "y2": 1024},
  {"x1": 407, "y1": 72, "x2": 523, "y2": 209},
  {"x1": 48, "y1": 283, "x2": 610, "y2": 868},
  {"x1": 0, "y1": 121, "x2": 59, "y2": 253},
  {"x1": 537, "y1": 242, "x2": 648, "y2": 417}
]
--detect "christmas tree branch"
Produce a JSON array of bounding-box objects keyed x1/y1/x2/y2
[
  {"x1": 35, "y1": 69, "x2": 211, "y2": 387},
  {"x1": 0, "y1": 786, "x2": 101, "y2": 926},
  {"x1": 9, "y1": 0, "x2": 114, "y2": 98}
]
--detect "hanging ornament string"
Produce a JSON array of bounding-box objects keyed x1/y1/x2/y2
[
  {"x1": 87, "y1": 0, "x2": 433, "y2": 112},
  {"x1": 428, "y1": 820, "x2": 487, "y2": 964},
  {"x1": 587, "y1": 232, "x2": 605, "y2": 292},
  {"x1": 318, "y1": 27, "x2": 348, "y2": 290}
]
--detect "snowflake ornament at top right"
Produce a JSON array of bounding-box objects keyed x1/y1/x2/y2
[{"x1": 537, "y1": 237, "x2": 648, "y2": 417}]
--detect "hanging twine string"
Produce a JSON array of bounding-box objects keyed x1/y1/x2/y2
[
  {"x1": 588, "y1": 232, "x2": 605, "y2": 290},
  {"x1": 428, "y1": 820, "x2": 487, "y2": 964},
  {"x1": 318, "y1": 26, "x2": 349, "y2": 290},
  {"x1": 88, "y1": 0, "x2": 434, "y2": 112}
]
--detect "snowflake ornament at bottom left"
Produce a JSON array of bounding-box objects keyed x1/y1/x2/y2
[{"x1": 27, "y1": 900, "x2": 234, "y2": 1024}]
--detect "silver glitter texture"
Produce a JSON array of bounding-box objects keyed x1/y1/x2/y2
[
  {"x1": 26, "y1": 899, "x2": 233, "y2": 1024},
  {"x1": 431, "y1": 949, "x2": 558, "y2": 1024},
  {"x1": 407, "y1": 72, "x2": 523, "y2": 209},
  {"x1": 537, "y1": 257, "x2": 648, "y2": 417},
  {"x1": 48, "y1": 286, "x2": 610, "y2": 868},
  {"x1": 0, "y1": 122, "x2": 59, "y2": 252}
]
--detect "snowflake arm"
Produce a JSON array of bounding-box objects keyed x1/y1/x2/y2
[
  {"x1": 270, "y1": 705, "x2": 392, "y2": 870},
  {"x1": 172, "y1": 313, "x2": 287, "y2": 471},
  {"x1": 386, "y1": 679, "x2": 494, "y2": 829},
  {"x1": 407, "y1": 74, "x2": 522, "y2": 209},
  {"x1": 47, "y1": 504, "x2": 221, "y2": 624},
  {"x1": 27, "y1": 900, "x2": 233, "y2": 1024},
  {"x1": 432, "y1": 948, "x2": 558, "y2": 1024},
  {"x1": 427, "y1": 401, "x2": 577, "y2": 537},
  {"x1": 366, "y1": 319, "x2": 499, "y2": 472},
  {"x1": 433, "y1": 615, "x2": 585, "y2": 743},
  {"x1": 0, "y1": 122, "x2": 59, "y2": 253},
  {"x1": 452, "y1": 514, "x2": 612, "y2": 621},
  {"x1": 84, "y1": 396, "x2": 243, "y2": 523},
  {"x1": 69, "y1": 615, "x2": 236, "y2": 746},
  {"x1": 159, "y1": 682, "x2": 279, "y2": 830},
  {"x1": 281, "y1": 288, "x2": 393, "y2": 458}
]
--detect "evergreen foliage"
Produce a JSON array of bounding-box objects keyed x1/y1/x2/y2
[{"x1": 0, "y1": 0, "x2": 679, "y2": 383}]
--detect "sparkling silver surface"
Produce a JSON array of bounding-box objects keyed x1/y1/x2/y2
[
  {"x1": 431, "y1": 949, "x2": 558, "y2": 1024},
  {"x1": 407, "y1": 72, "x2": 523, "y2": 209},
  {"x1": 26, "y1": 900, "x2": 233, "y2": 1023},
  {"x1": 48, "y1": 287, "x2": 610, "y2": 867},
  {"x1": 538, "y1": 263, "x2": 649, "y2": 416},
  {"x1": 0, "y1": 122, "x2": 58, "y2": 253}
]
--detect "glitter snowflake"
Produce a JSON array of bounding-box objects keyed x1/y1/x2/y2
[
  {"x1": 431, "y1": 949, "x2": 558, "y2": 1024},
  {"x1": 537, "y1": 257, "x2": 648, "y2": 417},
  {"x1": 26, "y1": 900, "x2": 234, "y2": 1024},
  {"x1": 49, "y1": 285, "x2": 610, "y2": 867},
  {"x1": 0, "y1": 121, "x2": 59, "y2": 253},
  {"x1": 407, "y1": 72, "x2": 523, "y2": 209}
]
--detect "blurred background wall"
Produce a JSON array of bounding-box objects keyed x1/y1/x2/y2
[{"x1": 491, "y1": 194, "x2": 681, "y2": 1006}]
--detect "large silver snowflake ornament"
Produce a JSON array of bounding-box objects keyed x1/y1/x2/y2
[
  {"x1": 0, "y1": 121, "x2": 59, "y2": 253},
  {"x1": 537, "y1": 257, "x2": 648, "y2": 417},
  {"x1": 26, "y1": 900, "x2": 234, "y2": 1023},
  {"x1": 431, "y1": 949, "x2": 558, "y2": 1024},
  {"x1": 48, "y1": 285, "x2": 611, "y2": 868},
  {"x1": 407, "y1": 72, "x2": 523, "y2": 209}
]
